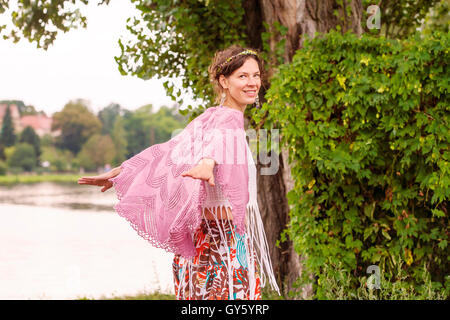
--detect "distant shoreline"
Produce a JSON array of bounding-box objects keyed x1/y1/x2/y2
[{"x1": 0, "y1": 173, "x2": 95, "y2": 185}]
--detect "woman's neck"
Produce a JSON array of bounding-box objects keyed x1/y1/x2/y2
[{"x1": 222, "y1": 98, "x2": 246, "y2": 113}]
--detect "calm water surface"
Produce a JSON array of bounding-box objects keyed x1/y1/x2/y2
[{"x1": 0, "y1": 182, "x2": 174, "y2": 300}]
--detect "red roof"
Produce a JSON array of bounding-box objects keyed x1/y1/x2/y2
[
  {"x1": 20, "y1": 114, "x2": 52, "y2": 132},
  {"x1": 0, "y1": 104, "x2": 58, "y2": 136}
]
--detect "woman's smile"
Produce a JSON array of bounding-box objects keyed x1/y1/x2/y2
[{"x1": 243, "y1": 90, "x2": 257, "y2": 97}]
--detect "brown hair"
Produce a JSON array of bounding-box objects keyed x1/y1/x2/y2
[{"x1": 208, "y1": 44, "x2": 265, "y2": 105}]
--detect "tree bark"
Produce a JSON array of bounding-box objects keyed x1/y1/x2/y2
[{"x1": 242, "y1": 0, "x2": 363, "y2": 299}]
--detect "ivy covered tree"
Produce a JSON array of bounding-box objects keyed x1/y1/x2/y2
[{"x1": 264, "y1": 30, "x2": 449, "y2": 299}]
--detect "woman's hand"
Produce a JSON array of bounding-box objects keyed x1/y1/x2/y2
[
  {"x1": 77, "y1": 166, "x2": 121, "y2": 192},
  {"x1": 181, "y1": 158, "x2": 216, "y2": 187}
]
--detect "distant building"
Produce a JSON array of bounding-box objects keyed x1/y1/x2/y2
[
  {"x1": 0, "y1": 103, "x2": 60, "y2": 137},
  {"x1": 20, "y1": 114, "x2": 60, "y2": 137}
]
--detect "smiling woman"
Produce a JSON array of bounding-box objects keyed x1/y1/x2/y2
[
  {"x1": 171, "y1": 45, "x2": 278, "y2": 300},
  {"x1": 78, "y1": 45, "x2": 279, "y2": 301}
]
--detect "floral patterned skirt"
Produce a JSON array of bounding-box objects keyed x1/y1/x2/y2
[{"x1": 172, "y1": 219, "x2": 262, "y2": 300}]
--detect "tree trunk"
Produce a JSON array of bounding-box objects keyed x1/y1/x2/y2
[{"x1": 242, "y1": 0, "x2": 363, "y2": 299}]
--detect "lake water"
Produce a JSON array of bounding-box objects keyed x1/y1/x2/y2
[{"x1": 0, "y1": 182, "x2": 174, "y2": 300}]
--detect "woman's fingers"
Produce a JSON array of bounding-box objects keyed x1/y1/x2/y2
[
  {"x1": 181, "y1": 169, "x2": 202, "y2": 180},
  {"x1": 78, "y1": 176, "x2": 110, "y2": 190},
  {"x1": 181, "y1": 168, "x2": 197, "y2": 177},
  {"x1": 182, "y1": 169, "x2": 215, "y2": 187},
  {"x1": 77, "y1": 178, "x2": 92, "y2": 184},
  {"x1": 78, "y1": 176, "x2": 97, "y2": 181},
  {"x1": 78, "y1": 177, "x2": 99, "y2": 185}
]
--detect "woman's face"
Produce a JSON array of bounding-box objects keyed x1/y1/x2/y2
[{"x1": 219, "y1": 58, "x2": 261, "y2": 110}]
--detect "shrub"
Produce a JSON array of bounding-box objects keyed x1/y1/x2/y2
[
  {"x1": 0, "y1": 160, "x2": 7, "y2": 175},
  {"x1": 311, "y1": 256, "x2": 448, "y2": 300},
  {"x1": 259, "y1": 29, "x2": 449, "y2": 299},
  {"x1": 77, "y1": 134, "x2": 116, "y2": 171},
  {"x1": 40, "y1": 146, "x2": 73, "y2": 172},
  {"x1": 7, "y1": 143, "x2": 36, "y2": 172}
]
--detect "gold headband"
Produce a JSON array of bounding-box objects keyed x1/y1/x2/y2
[{"x1": 216, "y1": 49, "x2": 258, "y2": 74}]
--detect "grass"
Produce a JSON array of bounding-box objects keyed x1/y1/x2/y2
[
  {"x1": 0, "y1": 173, "x2": 90, "y2": 185},
  {"x1": 91, "y1": 290, "x2": 177, "y2": 300},
  {"x1": 78, "y1": 288, "x2": 284, "y2": 300}
]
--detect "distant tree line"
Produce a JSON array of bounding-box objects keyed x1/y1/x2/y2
[{"x1": 0, "y1": 99, "x2": 187, "y2": 174}]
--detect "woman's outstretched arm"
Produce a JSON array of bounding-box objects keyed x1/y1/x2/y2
[{"x1": 77, "y1": 166, "x2": 122, "y2": 192}]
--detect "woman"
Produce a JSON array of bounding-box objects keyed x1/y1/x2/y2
[{"x1": 78, "y1": 45, "x2": 279, "y2": 300}]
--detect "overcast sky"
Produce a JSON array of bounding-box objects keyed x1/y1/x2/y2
[{"x1": 0, "y1": 1, "x2": 196, "y2": 116}]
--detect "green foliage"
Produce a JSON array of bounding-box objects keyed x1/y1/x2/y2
[
  {"x1": 77, "y1": 134, "x2": 116, "y2": 171},
  {"x1": 0, "y1": 105, "x2": 16, "y2": 147},
  {"x1": 7, "y1": 142, "x2": 36, "y2": 171},
  {"x1": 2, "y1": 1, "x2": 447, "y2": 118},
  {"x1": 0, "y1": 101, "x2": 185, "y2": 172},
  {"x1": 1, "y1": 0, "x2": 449, "y2": 299},
  {"x1": 264, "y1": 30, "x2": 449, "y2": 299},
  {"x1": 123, "y1": 105, "x2": 155, "y2": 157},
  {"x1": 361, "y1": 0, "x2": 443, "y2": 39},
  {"x1": 0, "y1": 100, "x2": 34, "y2": 115},
  {"x1": 41, "y1": 145, "x2": 75, "y2": 172},
  {"x1": 123, "y1": 104, "x2": 187, "y2": 157},
  {"x1": 92, "y1": 288, "x2": 284, "y2": 300},
  {"x1": 111, "y1": 115, "x2": 128, "y2": 165},
  {"x1": 19, "y1": 125, "x2": 41, "y2": 162},
  {"x1": 260, "y1": 20, "x2": 288, "y2": 67},
  {"x1": 0, "y1": 159, "x2": 6, "y2": 175},
  {"x1": 98, "y1": 103, "x2": 122, "y2": 135},
  {"x1": 151, "y1": 105, "x2": 188, "y2": 142},
  {"x1": 40, "y1": 133, "x2": 55, "y2": 148},
  {"x1": 51, "y1": 100, "x2": 102, "y2": 154},
  {"x1": 93, "y1": 290, "x2": 176, "y2": 300},
  {"x1": 0, "y1": 173, "x2": 81, "y2": 185},
  {"x1": 306, "y1": 257, "x2": 448, "y2": 300},
  {"x1": 421, "y1": 0, "x2": 450, "y2": 36},
  {"x1": 116, "y1": 0, "x2": 247, "y2": 117},
  {"x1": 0, "y1": 0, "x2": 110, "y2": 49}
]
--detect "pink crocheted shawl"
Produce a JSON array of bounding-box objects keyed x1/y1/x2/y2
[{"x1": 108, "y1": 105, "x2": 249, "y2": 258}]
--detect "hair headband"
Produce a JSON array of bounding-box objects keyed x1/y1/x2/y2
[{"x1": 216, "y1": 49, "x2": 258, "y2": 74}]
